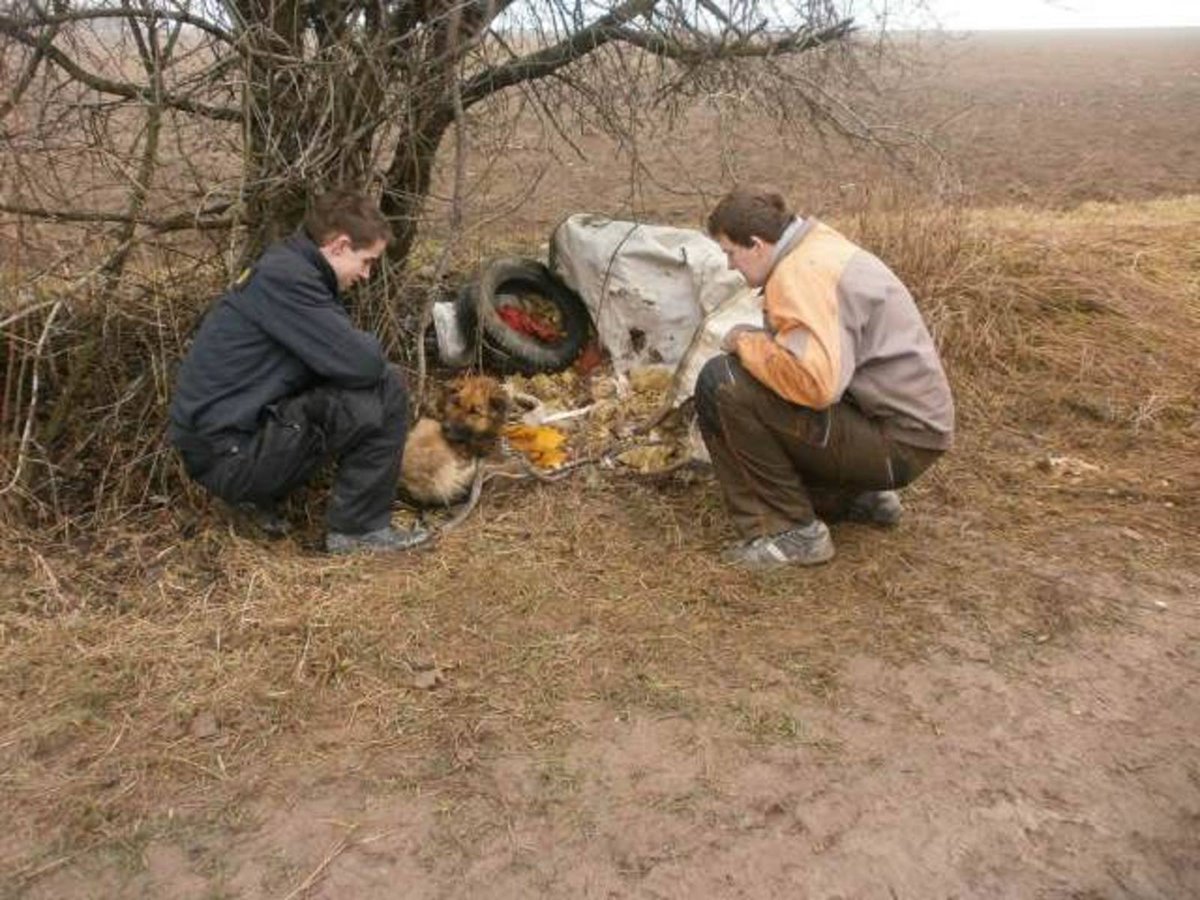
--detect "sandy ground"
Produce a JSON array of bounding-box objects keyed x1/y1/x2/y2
[{"x1": 198, "y1": 587, "x2": 1200, "y2": 900}]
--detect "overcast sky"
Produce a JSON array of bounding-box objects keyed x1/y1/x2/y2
[{"x1": 884, "y1": 0, "x2": 1200, "y2": 30}]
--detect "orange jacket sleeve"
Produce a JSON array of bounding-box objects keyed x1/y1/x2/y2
[
  {"x1": 731, "y1": 325, "x2": 839, "y2": 409},
  {"x1": 730, "y1": 224, "x2": 852, "y2": 409}
]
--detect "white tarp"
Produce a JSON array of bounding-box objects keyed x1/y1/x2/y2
[
  {"x1": 550, "y1": 214, "x2": 762, "y2": 404},
  {"x1": 668, "y1": 287, "x2": 765, "y2": 404}
]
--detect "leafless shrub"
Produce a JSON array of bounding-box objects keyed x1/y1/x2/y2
[{"x1": 4, "y1": 0, "x2": 934, "y2": 526}]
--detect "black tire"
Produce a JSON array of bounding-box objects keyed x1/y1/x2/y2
[{"x1": 456, "y1": 257, "x2": 591, "y2": 376}]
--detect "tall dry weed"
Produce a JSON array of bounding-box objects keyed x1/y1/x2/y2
[
  {"x1": 838, "y1": 189, "x2": 1198, "y2": 435},
  {"x1": 842, "y1": 186, "x2": 1037, "y2": 373}
]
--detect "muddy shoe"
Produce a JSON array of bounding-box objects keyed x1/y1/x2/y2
[
  {"x1": 720, "y1": 520, "x2": 835, "y2": 571},
  {"x1": 844, "y1": 490, "x2": 903, "y2": 527},
  {"x1": 325, "y1": 525, "x2": 431, "y2": 555}
]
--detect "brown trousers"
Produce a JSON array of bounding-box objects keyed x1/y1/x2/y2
[{"x1": 694, "y1": 355, "x2": 942, "y2": 538}]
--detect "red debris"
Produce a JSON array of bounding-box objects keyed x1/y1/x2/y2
[
  {"x1": 496, "y1": 305, "x2": 560, "y2": 342},
  {"x1": 573, "y1": 338, "x2": 605, "y2": 375}
]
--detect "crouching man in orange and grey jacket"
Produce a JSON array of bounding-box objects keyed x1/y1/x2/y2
[{"x1": 697, "y1": 186, "x2": 954, "y2": 570}]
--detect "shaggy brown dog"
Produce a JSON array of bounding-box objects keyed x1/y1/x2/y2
[{"x1": 401, "y1": 375, "x2": 509, "y2": 505}]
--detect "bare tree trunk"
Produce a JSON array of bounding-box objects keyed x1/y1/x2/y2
[
  {"x1": 237, "y1": 32, "x2": 389, "y2": 259},
  {"x1": 380, "y1": 109, "x2": 454, "y2": 264}
]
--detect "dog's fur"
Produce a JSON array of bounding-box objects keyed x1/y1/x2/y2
[{"x1": 401, "y1": 375, "x2": 509, "y2": 505}]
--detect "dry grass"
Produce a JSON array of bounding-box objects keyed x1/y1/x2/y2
[
  {"x1": 844, "y1": 191, "x2": 1200, "y2": 435},
  {"x1": 2, "y1": 193, "x2": 1198, "y2": 889}
]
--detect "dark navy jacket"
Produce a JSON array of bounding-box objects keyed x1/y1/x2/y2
[{"x1": 168, "y1": 232, "x2": 385, "y2": 444}]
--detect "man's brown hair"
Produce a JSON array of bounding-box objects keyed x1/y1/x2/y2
[
  {"x1": 304, "y1": 187, "x2": 393, "y2": 249},
  {"x1": 706, "y1": 186, "x2": 794, "y2": 246}
]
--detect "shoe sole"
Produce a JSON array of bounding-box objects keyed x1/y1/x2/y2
[
  {"x1": 723, "y1": 542, "x2": 836, "y2": 571},
  {"x1": 326, "y1": 533, "x2": 434, "y2": 555}
]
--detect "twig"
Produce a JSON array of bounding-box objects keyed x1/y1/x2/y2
[
  {"x1": 0, "y1": 201, "x2": 234, "y2": 232},
  {"x1": 415, "y1": 12, "x2": 470, "y2": 412},
  {"x1": 16, "y1": 855, "x2": 74, "y2": 885},
  {"x1": 0, "y1": 299, "x2": 62, "y2": 497},
  {"x1": 280, "y1": 834, "x2": 353, "y2": 900},
  {"x1": 0, "y1": 14, "x2": 59, "y2": 120},
  {"x1": 0, "y1": 298, "x2": 59, "y2": 330}
]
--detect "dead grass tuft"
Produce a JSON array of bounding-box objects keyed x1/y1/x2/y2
[{"x1": 842, "y1": 190, "x2": 1199, "y2": 444}]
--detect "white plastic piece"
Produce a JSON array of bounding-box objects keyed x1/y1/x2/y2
[{"x1": 432, "y1": 300, "x2": 472, "y2": 368}]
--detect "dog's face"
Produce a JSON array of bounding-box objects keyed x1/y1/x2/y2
[{"x1": 440, "y1": 375, "x2": 508, "y2": 452}]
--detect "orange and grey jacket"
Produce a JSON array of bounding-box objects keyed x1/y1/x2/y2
[{"x1": 729, "y1": 218, "x2": 954, "y2": 450}]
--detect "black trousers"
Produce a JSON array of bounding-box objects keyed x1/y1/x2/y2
[
  {"x1": 694, "y1": 355, "x2": 941, "y2": 538},
  {"x1": 176, "y1": 369, "x2": 408, "y2": 534}
]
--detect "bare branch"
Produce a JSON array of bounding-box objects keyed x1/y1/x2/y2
[
  {"x1": 416, "y1": 2, "x2": 472, "y2": 410},
  {"x1": 0, "y1": 299, "x2": 62, "y2": 498},
  {"x1": 611, "y1": 18, "x2": 857, "y2": 63},
  {"x1": 96, "y1": 4, "x2": 173, "y2": 284},
  {"x1": 0, "y1": 7, "x2": 235, "y2": 45},
  {"x1": 0, "y1": 201, "x2": 235, "y2": 232},
  {"x1": 460, "y1": 0, "x2": 657, "y2": 108},
  {"x1": 0, "y1": 17, "x2": 59, "y2": 119},
  {"x1": 0, "y1": 16, "x2": 241, "y2": 120}
]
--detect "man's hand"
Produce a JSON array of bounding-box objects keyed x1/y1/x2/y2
[{"x1": 721, "y1": 324, "x2": 760, "y2": 354}]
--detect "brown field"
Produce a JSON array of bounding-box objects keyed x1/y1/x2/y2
[
  {"x1": 444, "y1": 28, "x2": 1200, "y2": 244},
  {"x1": 2, "y1": 29, "x2": 1200, "y2": 900}
]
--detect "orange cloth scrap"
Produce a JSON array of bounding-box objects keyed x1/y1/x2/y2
[{"x1": 503, "y1": 424, "x2": 569, "y2": 469}]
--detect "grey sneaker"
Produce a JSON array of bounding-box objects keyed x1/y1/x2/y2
[
  {"x1": 325, "y1": 525, "x2": 431, "y2": 555},
  {"x1": 720, "y1": 520, "x2": 835, "y2": 570},
  {"x1": 844, "y1": 490, "x2": 903, "y2": 527}
]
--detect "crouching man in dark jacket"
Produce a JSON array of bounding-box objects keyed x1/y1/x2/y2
[{"x1": 168, "y1": 188, "x2": 425, "y2": 554}]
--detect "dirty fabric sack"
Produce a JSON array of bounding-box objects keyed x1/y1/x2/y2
[{"x1": 550, "y1": 214, "x2": 761, "y2": 403}]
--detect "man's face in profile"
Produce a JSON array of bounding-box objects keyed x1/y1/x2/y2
[
  {"x1": 716, "y1": 233, "x2": 773, "y2": 288},
  {"x1": 321, "y1": 234, "x2": 387, "y2": 292}
]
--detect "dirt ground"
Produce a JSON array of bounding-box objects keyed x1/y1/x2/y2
[
  {"x1": 3, "y1": 28, "x2": 1200, "y2": 900},
  {"x1": 8, "y1": 462, "x2": 1198, "y2": 899}
]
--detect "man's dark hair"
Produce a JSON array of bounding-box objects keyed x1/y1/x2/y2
[
  {"x1": 304, "y1": 187, "x2": 393, "y2": 249},
  {"x1": 706, "y1": 186, "x2": 794, "y2": 246}
]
